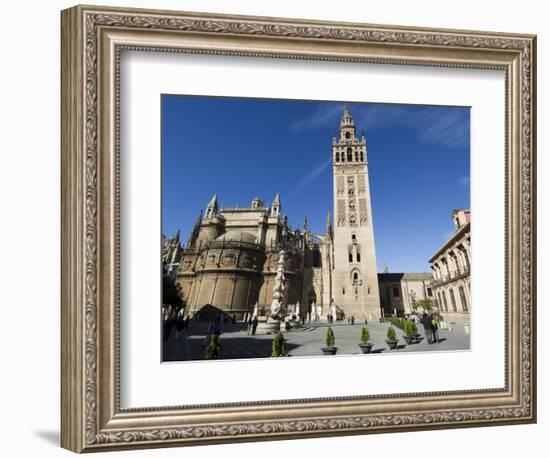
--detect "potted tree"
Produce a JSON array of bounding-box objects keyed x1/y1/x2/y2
[
  {"x1": 358, "y1": 327, "x2": 373, "y2": 353},
  {"x1": 385, "y1": 326, "x2": 399, "y2": 350},
  {"x1": 271, "y1": 331, "x2": 288, "y2": 357},
  {"x1": 403, "y1": 320, "x2": 416, "y2": 345},
  {"x1": 322, "y1": 327, "x2": 337, "y2": 355}
]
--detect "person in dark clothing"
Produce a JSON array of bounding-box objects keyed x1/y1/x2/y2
[
  {"x1": 430, "y1": 314, "x2": 440, "y2": 343},
  {"x1": 421, "y1": 312, "x2": 433, "y2": 344},
  {"x1": 251, "y1": 316, "x2": 258, "y2": 335}
]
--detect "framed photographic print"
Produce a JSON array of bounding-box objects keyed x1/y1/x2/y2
[{"x1": 61, "y1": 4, "x2": 537, "y2": 453}]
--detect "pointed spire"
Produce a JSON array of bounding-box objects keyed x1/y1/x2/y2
[
  {"x1": 326, "y1": 208, "x2": 333, "y2": 240},
  {"x1": 303, "y1": 215, "x2": 309, "y2": 233},
  {"x1": 271, "y1": 192, "x2": 281, "y2": 217},
  {"x1": 186, "y1": 210, "x2": 203, "y2": 248},
  {"x1": 205, "y1": 194, "x2": 218, "y2": 218},
  {"x1": 175, "y1": 229, "x2": 180, "y2": 242},
  {"x1": 207, "y1": 193, "x2": 218, "y2": 208}
]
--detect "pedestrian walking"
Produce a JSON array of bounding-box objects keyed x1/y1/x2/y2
[
  {"x1": 175, "y1": 307, "x2": 185, "y2": 342},
  {"x1": 431, "y1": 314, "x2": 440, "y2": 343},
  {"x1": 421, "y1": 312, "x2": 433, "y2": 344},
  {"x1": 252, "y1": 316, "x2": 258, "y2": 335},
  {"x1": 351, "y1": 316, "x2": 355, "y2": 325},
  {"x1": 247, "y1": 316, "x2": 253, "y2": 335}
]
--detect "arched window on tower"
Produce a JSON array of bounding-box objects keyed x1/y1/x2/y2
[
  {"x1": 335, "y1": 152, "x2": 340, "y2": 162},
  {"x1": 353, "y1": 272, "x2": 359, "y2": 283},
  {"x1": 341, "y1": 152, "x2": 345, "y2": 162},
  {"x1": 360, "y1": 151, "x2": 364, "y2": 161},
  {"x1": 347, "y1": 148, "x2": 353, "y2": 162},
  {"x1": 356, "y1": 252, "x2": 361, "y2": 262},
  {"x1": 348, "y1": 252, "x2": 353, "y2": 263},
  {"x1": 355, "y1": 151, "x2": 359, "y2": 161},
  {"x1": 345, "y1": 131, "x2": 351, "y2": 139}
]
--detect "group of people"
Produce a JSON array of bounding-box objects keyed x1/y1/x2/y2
[
  {"x1": 162, "y1": 303, "x2": 190, "y2": 342},
  {"x1": 419, "y1": 312, "x2": 440, "y2": 344}
]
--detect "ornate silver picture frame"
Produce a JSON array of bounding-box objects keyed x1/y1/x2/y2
[{"x1": 61, "y1": 4, "x2": 536, "y2": 453}]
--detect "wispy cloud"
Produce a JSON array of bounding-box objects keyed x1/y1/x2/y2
[
  {"x1": 458, "y1": 176, "x2": 470, "y2": 187},
  {"x1": 291, "y1": 104, "x2": 342, "y2": 131},
  {"x1": 291, "y1": 103, "x2": 470, "y2": 149},
  {"x1": 286, "y1": 156, "x2": 332, "y2": 199}
]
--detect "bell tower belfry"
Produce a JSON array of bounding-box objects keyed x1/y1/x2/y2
[{"x1": 331, "y1": 105, "x2": 381, "y2": 320}]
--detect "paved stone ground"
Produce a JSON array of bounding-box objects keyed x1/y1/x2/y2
[{"x1": 163, "y1": 319, "x2": 470, "y2": 362}]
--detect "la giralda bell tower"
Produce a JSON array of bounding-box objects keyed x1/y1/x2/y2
[{"x1": 331, "y1": 106, "x2": 381, "y2": 320}]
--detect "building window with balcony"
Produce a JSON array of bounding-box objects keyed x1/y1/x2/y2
[
  {"x1": 449, "y1": 288, "x2": 458, "y2": 312},
  {"x1": 459, "y1": 285, "x2": 468, "y2": 312},
  {"x1": 441, "y1": 290, "x2": 449, "y2": 311}
]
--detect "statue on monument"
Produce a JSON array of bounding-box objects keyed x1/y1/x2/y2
[{"x1": 270, "y1": 250, "x2": 286, "y2": 320}]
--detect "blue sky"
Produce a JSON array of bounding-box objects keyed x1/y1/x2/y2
[{"x1": 162, "y1": 95, "x2": 470, "y2": 273}]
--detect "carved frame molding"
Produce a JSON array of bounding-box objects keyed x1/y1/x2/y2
[{"x1": 61, "y1": 4, "x2": 536, "y2": 452}]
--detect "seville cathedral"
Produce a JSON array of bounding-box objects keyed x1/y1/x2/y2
[{"x1": 163, "y1": 106, "x2": 433, "y2": 322}]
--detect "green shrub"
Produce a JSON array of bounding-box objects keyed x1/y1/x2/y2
[
  {"x1": 387, "y1": 326, "x2": 397, "y2": 341},
  {"x1": 361, "y1": 327, "x2": 370, "y2": 344},
  {"x1": 326, "y1": 327, "x2": 336, "y2": 348},
  {"x1": 271, "y1": 332, "x2": 288, "y2": 357},
  {"x1": 411, "y1": 321, "x2": 418, "y2": 335},
  {"x1": 204, "y1": 335, "x2": 220, "y2": 360}
]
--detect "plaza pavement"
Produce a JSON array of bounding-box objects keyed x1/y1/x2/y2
[{"x1": 163, "y1": 319, "x2": 470, "y2": 362}]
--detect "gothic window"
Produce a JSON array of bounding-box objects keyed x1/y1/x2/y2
[
  {"x1": 348, "y1": 252, "x2": 353, "y2": 263},
  {"x1": 348, "y1": 188, "x2": 354, "y2": 196},
  {"x1": 341, "y1": 152, "x2": 345, "y2": 162},
  {"x1": 335, "y1": 152, "x2": 340, "y2": 162},
  {"x1": 351, "y1": 234, "x2": 356, "y2": 242},
  {"x1": 349, "y1": 215, "x2": 357, "y2": 226},
  {"x1": 348, "y1": 200, "x2": 355, "y2": 210},
  {"x1": 353, "y1": 272, "x2": 358, "y2": 282},
  {"x1": 347, "y1": 176, "x2": 354, "y2": 185},
  {"x1": 347, "y1": 147, "x2": 353, "y2": 162},
  {"x1": 356, "y1": 252, "x2": 361, "y2": 262},
  {"x1": 345, "y1": 131, "x2": 351, "y2": 139},
  {"x1": 360, "y1": 151, "x2": 364, "y2": 161},
  {"x1": 355, "y1": 151, "x2": 359, "y2": 161}
]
